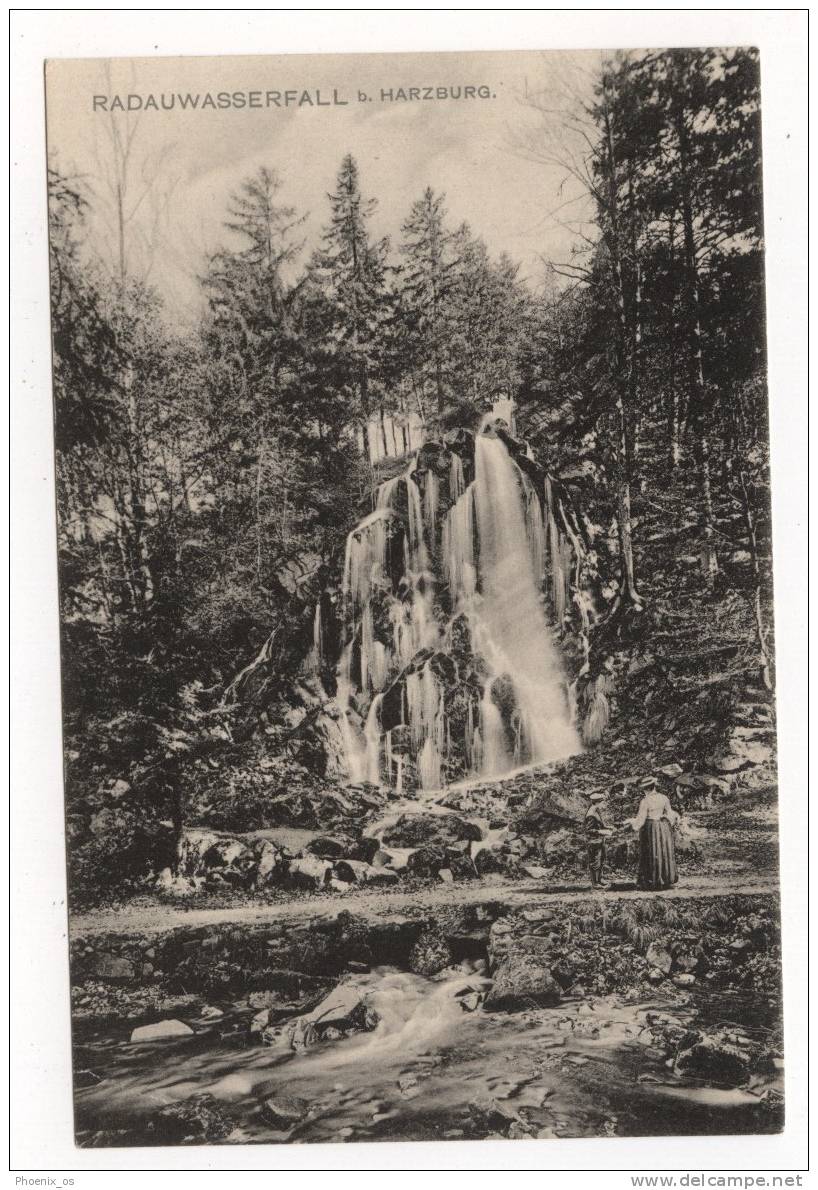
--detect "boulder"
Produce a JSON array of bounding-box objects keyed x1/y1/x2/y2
[
  {"x1": 352, "y1": 835, "x2": 383, "y2": 863},
  {"x1": 467, "y1": 1098, "x2": 523, "y2": 1137},
  {"x1": 130, "y1": 1019, "x2": 194, "y2": 1043},
  {"x1": 523, "y1": 864, "x2": 549, "y2": 880},
  {"x1": 203, "y1": 838, "x2": 254, "y2": 871},
  {"x1": 711, "y1": 754, "x2": 748, "y2": 774},
  {"x1": 250, "y1": 1009, "x2": 270, "y2": 1034},
  {"x1": 658, "y1": 763, "x2": 684, "y2": 779},
  {"x1": 374, "y1": 846, "x2": 414, "y2": 871},
  {"x1": 305, "y1": 835, "x2": 353, "y2": 860},
  {"x1": 409, "y1": 931, "x2": 454, "y2": 977},
  {"x1": 729, "y1": 938, "x2": 754, "y2": 958},
  {"x1": 333, "y1": 859, "x2": 398, "y2": 885},
  {"x1": 381, "y1": 812, "x2": 481, "y2": 848},
  {"x1": 674, "y1": 819, "x2": 703, "y2": 857},
  {"x1": 487, "y1": 918, "x2": 515, "y2": 966},
  {"x1": 260, "y1": 1095, "x2": 310, "y2": 1130},
  {"x1": 406, "y1": 845, "x2": 448, "y2": 876},
  {"x1": 673, "y1": 946, "x2": 705, "y2": 974},
  {"x1": 646, "y1": 942, "x2": 673, "y2": 975},
  {"x1": 540, "y1": 828, "x2": 579, "y2": 863},
  {"x1": 550, "y1": 958, "x2": 578, "y2": 991},
  {"x1": 288, "y1": 855, "x2": 332, "y2": 890},
  {"x1": 287, "y1": 983, "x2": 379, "y2": 1050},
  {"x1": 472, "y1": 847, "x2": 507, "y2": 876},
  {"x1": 711, "y1": 727, "x2": 775, "y2": 773},
  {"x1": 91, "y1": 953, "x2": 137, "y2": 983},
  {"x1": 151, "y1": 1093, "x2": 231, "y2": 1142},
  {"x1": 675, "y1": 1033, "x2": 754, "y2": 1085},
  {"x1": 255, "y1": 840, "x2": 286, "y2": 887},
  {"x1": 155, "y1": 868, "x2": 201, "y2": 897},
  {"x1": 483, "y1": 954, "x2": 561, "y2": 1013}
]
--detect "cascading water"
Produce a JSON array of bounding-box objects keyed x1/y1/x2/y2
[
  {"x1": 470, "y1": 430, "x2": 580, "y2": 767},
  {"x1": 335, "y1": 414, "x2": 580, "y2": 791}
]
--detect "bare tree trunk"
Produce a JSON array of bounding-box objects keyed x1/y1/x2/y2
[
  {"x1": 601, "y1": 96, "x2": 642, "y2": 607},
  {"x1": 674, "y1": 96, "x2": 718, "y2": 589},
  {"x1": 735, "y1": 463, "x2": 773, "y2": 690},
  {"x1": 116, "y1": 179, "x2": 126, "y2": 284},
  {"x1": 696, "y1": 428, "x2": 719, "y2": 591},
  {"x1": 615, "y1": 396, "x2": 640, "y2": 604},
  {"x1": 669, "y1": 381, "x2": 682, "y2": 470},
  {"x1": 255, "y1": 443, "x2": 265, "y2": 585}
]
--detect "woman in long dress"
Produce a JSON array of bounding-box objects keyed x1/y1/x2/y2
[{"x1": 627, "y1": 776, "x2": 679, "y2": 890}]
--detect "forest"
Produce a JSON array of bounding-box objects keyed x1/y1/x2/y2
[{"x1": 49, "y1": 47, "x2": 773, "y2": 907}]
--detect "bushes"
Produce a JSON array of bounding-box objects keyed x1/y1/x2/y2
[{"x1": 68, "y1": 804, "x2": 174, "y2": 907}]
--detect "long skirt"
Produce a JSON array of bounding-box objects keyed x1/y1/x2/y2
[{"x1": 637, "y1": 818, "x2": 678, "y2": 890}]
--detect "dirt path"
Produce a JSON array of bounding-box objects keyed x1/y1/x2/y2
[{"x1": 70, "y1": 871, "x2": 779, "y2": 937}]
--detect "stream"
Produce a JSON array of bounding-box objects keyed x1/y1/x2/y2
[{"x1": 73, "y1": 966, "x2": 782, "y2": 1147}]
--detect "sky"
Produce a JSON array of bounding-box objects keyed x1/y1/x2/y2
[{"x1": 45, "y1": 49, "x2": 601, "y2": 317}]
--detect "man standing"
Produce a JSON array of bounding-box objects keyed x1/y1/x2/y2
[{"x1": 585, "y1": 790, "x2": 612, "y2": 889}]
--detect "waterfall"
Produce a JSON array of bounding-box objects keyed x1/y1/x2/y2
[
  {"x1": 313, "y1": 601, "x2": 323, "y2": 662},
  {"x1": 343, "y1": 509, "x2": 393, "y2": 622},
  {"x1": 306, "y1": 600, "x2": 323, "y2": 674},
  {"x1": 442, "y1": 483, "x2": 476, "y2": 609},
  {"x1": 336, "y1": 416, "x2": 580, "y2": 790},
  {"x1": 405, "y1": 660, "x2": 445, "y2": 789},
  {"x1": 545, "y1": 477, "x2": 573, "y2": 625},
  {"x1": 364, "y1": 694, "x2": 384, "y2": 785},
  {"x1": 449, "y1": 452, "x2": 466, "y2": 502},
  {"x1": 479, "y1": 681, "x2": 510, "y2": 776},
  {"x1": 423, "y1": 468, "x2": 440, "y2": 534},
  {"x1": 471, "y1": 429, "x2": 580, "y2": 767},
  {"x1": 360, "y1": 605, "x2": 388, "y2": 693},
  {"x1": 404, "y1": 461, "x2": 429, "y2": 571},
  {"x1": 521, "y1": 470, "x2": 546, "y2": 588},
  {"x1": 336, "y1": 645, "x2": 368, "y2": 783}
]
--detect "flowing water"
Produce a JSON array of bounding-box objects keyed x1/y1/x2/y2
[
  {"x1": 471, "y1": 432, "x2": 580, "y2": 769},
  {"x1": 73, "y1": 969, "x2": 782, "y2": 1147},
  {"x1": 332, "y1": 417, "x2": 581, "y2": 794}
]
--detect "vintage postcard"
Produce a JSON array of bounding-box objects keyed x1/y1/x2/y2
[{"x1": 45, "y1": 48, "x2": 782, "y2": 1148}]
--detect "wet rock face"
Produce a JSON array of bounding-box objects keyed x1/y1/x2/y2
[
  {"x1": 260, "y1": 1095, "x2": 311, "y2": 1130},
  {"x1": 130, "y1": 1019, "x2": 194, "y2": 1042},
  {"x1": 286, "y1": 983, "x2": 380, "y2": 1050},
  {"x1": 484, "y1": 954, "x2": 561, "y2": 1013},
  {"x1": 149, "y1": 1094, "x2": 232, "y2": 1144},
  {"x1": 675, "y1": 1033, "x2": 756, "y2": 1085},
  {"x1": 408, "y1": 931, "x2": 454, "y2": 978}
]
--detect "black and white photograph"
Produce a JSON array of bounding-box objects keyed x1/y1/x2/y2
[{"x1": 38, "y1": 40, "x2": 790, "y2": 1154}]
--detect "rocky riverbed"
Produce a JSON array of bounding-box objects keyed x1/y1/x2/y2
[{"x1": 70, "y1": 889, "x2": 783, "y2": 1147}]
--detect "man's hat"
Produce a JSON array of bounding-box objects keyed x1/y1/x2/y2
[
  {"x1": 640, "y1": 775, "x2": 659, "y2": 789},
  {"x1": 589, "y1": 790, "x2": 607, "y2": 802}
]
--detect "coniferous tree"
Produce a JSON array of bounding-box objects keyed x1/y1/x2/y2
[
  {"x1": 310, "y1": 154, "x2": 390, "y2": 431},
  {"x1": 400, "y1": 187, "x2": 459, "y2": 413}
]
